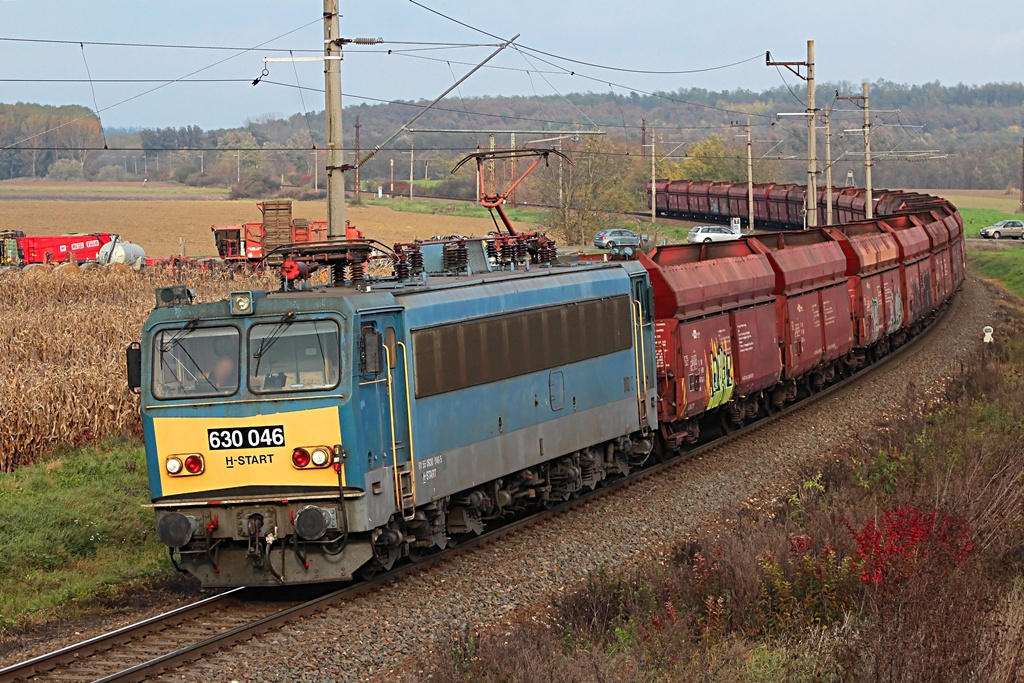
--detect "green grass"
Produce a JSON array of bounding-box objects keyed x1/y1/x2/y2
[
  {"x1": 968, "y1": 248, "x2": 1024, "y2": 298},
  {"x1": 0, "y1": 438, "x2": 170, "y2": 633},
  {"x1": 960, "y1": 207, "x2": 1021, "y2": 238},
  {"x1": 363, "y1": 197, "x2": 547, "y2": 225}
]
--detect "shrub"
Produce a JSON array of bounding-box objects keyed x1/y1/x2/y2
[{"x1": 46, "y1": 158, "x2": 84, "y2": 181}]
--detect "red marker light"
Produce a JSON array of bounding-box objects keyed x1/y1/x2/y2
[
  {"x1": 292, "y1": 448, "x2": 311, "y2": 468},
  {"x1": 184, "y1": 455, "x2": 204, "y2": 474}
]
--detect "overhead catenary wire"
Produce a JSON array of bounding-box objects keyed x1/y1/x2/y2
[{"x1": 0, "y1": 36, "x2": 492, "y2": 52}]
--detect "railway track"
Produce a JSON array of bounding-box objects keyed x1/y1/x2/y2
[{"x1": 0, "y1": 299, "x2": 952, "y2": 683}]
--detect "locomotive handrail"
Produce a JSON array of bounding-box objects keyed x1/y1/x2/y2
[
  {"x1": 397, "y1": 340, "x2": 417, "y2": 521},
  {"x1": 630, "y1": 299, "x2": 648, "y2": 425},
  {"x1": 634, "y1": 298, "x2": 652, "y2": 419},
  {"x1": 383, "y1": 344, "x2": 402, "y2": 517}
]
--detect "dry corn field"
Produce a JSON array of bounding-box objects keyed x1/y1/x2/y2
[
  {"x1": 0, "y1": 265, "x2": 277, "y2": 472},
  {"x1": 0, "y1": 197, "x2": 539, "y2": 257}
]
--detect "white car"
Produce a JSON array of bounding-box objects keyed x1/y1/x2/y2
[{"x1": 686, "y1": 226, "x2": 742, "y2": 244}]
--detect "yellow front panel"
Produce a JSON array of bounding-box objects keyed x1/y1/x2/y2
[{"x1": 153, "y1": 407, "x2": 342, "y2": 498}]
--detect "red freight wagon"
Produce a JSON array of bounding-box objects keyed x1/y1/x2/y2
[
  {"x1": 707, "y1": 183, "x2": 731, "y2": 218},
  {"x1": 753, "y1": 183, "x2": 775, "y2": 224},
  {"x1": 749, "y1": 230, "x2": 854, "y2": 384},
  {"x1": 726, "y1": 183, "x2": 748, "y2": 219},
  {"x1": 689, "y1": 181, "x2": 715, "y2": 215},
  {"x1": 834, "y1": 188, "x2": 865, "y2": 224},
  {"x1": 640, "y1": 241, "x2": 781, "y2": 438},
  {"x1": 828, "y1": 223, "x2": 903, "y2": 351},
  {"x1": 879, "y1": 214, "x2": 934, "y2": 328},
  {"x1": 941, "y1": 210, "x2": 966, "y2": 290},
  {"x1": 918, "y1": 214, "x2": 953, "y2": 307},
  {"x1": 662, "y1": 180, "x2": 686, "y2": 215}
]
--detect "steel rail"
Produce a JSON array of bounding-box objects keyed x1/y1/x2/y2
[
  {"x1": 1, "y1": 294, "x2": 956, "y2": 683},
  {"x1": 0, "y1": 588, "x2": 246, "y2": 683}
]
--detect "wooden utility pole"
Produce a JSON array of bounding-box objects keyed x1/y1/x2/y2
[
  {"x1": 766, "y1": 41, "x2": 817, "y2": 227},
  {"x1": 837, "y1": 82, "x2": 873, "y2": 218},
  {"x1": 353, "y1": 115, "x2": 361, "y2": 203}
]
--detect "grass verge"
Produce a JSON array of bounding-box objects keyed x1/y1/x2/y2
[
  {"x1": 968, "y1": 248, "x2": 1024, "y2": 298},
  {"x1": 0, "y1": 437, "x2": 171, "y2": 634},
  {"x1": 418, "y1": 289, "x2": 1024, "y2": 682}
]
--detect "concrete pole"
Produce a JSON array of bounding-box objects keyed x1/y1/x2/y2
[
  {"x1": 806, "y1": 40, "x2": 817, "y2": 227},
  {"x1": 408, "y1": 140, "x2": 414, "y2": 201},
  {"x1": 324, "y1": 0, "x2": 345, "y2": 238},
  {"x1": 825, "y1": 107, "x2": 833, "y2": 226},
  {"x1": 746, "y1": 117, "x2": 754, "y2": 233},
  {"x1": 557, "y1": 140, "x2": 563, "y2": 209},
  {"x1": 509, "y1": 132, "x2": 516, "y2": 207},
  {"x1": 389, "y1": 158, "x2": 394, "y2": 195},
  {"x1": 354, "y1": 115, "x2": 361, "y2": 203},
  {"x1": 488, "y1": 133, "x2": 495, "y2": 195},
  {"x1": 650, "y1": 136, "x2": 656, "y2": 224},
  {"x1": 863, "y1": 81, "x2": 873, "y2": 219}
]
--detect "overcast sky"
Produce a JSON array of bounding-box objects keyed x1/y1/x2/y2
[{"x1": 1, "y1": 1, "x2": 1022, "y2": 130}]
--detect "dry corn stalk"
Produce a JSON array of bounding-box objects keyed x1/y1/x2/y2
[{"x1": 0, "y1": 266, "x2": 276, "y2": 472}]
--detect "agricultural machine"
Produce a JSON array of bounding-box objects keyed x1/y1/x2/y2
[
  {"x1": 211, "y1": 199, "x2": 363, "y2": 266},
  {"x1": 0, "y1": 231, "x2": 146, "y2": 267}
]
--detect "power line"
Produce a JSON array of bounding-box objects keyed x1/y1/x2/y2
[{"x1": 0, "y1": 36, "x2": 491, "y2": 52}]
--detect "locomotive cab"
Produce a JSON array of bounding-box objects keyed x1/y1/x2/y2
[{"x1": 133, "y1": 285, "x2": 418, "y2": 586}]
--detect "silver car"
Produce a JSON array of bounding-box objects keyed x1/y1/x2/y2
[
  {"x1": 979, "y1": 220, "x2": 1024, "y2": 239},
  {"x1": 686, "y1": 225, "x2": 742, "y2": 244},
  {"x1": 593, "y1": 228, "x2": 641, "y2": 249}
]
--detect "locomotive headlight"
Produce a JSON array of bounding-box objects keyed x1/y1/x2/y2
[
  {"x1": 165, "y1": 457, "x2": 183, "y2": 475},
  {"x1": 310, "y1": 447, "x2": 331, "y2": 467},
  {"x1": 229, "y1": 291, "x2": 254, "y2": 315}
]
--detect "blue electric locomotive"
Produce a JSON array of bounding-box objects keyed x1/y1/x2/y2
[{"x1": 131, "y1": 247, "x2": 657, "y2": 586}]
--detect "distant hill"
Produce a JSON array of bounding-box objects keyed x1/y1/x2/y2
[{"x1": 1, "y1": 80, "x2": 1022, "y2": 192}]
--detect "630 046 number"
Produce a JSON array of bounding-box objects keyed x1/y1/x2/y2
[{"x1": 207, "y1": 425, "x2": 285, "y2": 451}]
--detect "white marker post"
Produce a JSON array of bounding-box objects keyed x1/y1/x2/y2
[{"x1": 984, "y1": 326, "x2": 994, "y2": 344}]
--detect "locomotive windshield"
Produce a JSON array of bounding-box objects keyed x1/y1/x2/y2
[
  {"x1": 152, "y1": 325, "x2": 240, "y2": 399},
  {"x1": 248, "y1": 319, "x2": 340, "y2": 393}
]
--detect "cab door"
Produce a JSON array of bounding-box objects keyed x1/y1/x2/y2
[
  {"x1": 630, "y1": 274, "x2": 656, "y2": 431},
  {"x1": 354, "y1": 308, "x2": 416, "y2": 521}
]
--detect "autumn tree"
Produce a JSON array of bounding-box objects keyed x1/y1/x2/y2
[{"x1": 535, "y1": 136, "x2": 643, "y2": 247}]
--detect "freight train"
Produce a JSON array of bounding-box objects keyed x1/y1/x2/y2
[
  {"x1": 648, "y1": 179, "x2": 949, "y2": 230},
  {"x1": 127, "y1": 185, "x2": 964, "y2": 587}
]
